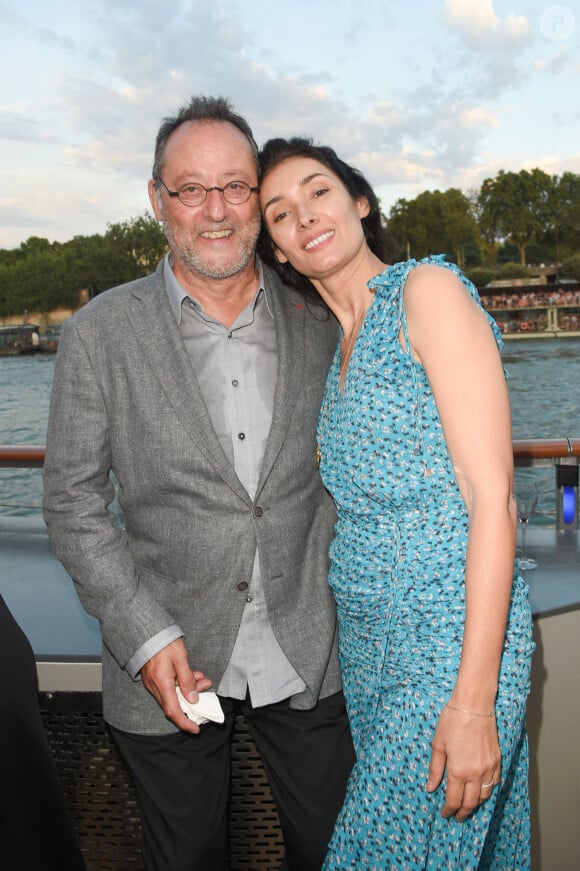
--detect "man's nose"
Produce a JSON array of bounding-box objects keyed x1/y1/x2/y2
[{"x1": 204, "y1": 188, "x2": 228, "y2": 219}]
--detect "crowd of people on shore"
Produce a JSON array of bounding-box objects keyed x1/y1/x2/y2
[
  {"x1": 481, "y1": 287, "x2": 580, "y2": 334},
  {"x1": 481, "y1": 286, "x2": 580, "y2": 311}
]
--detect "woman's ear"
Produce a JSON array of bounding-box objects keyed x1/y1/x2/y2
[
  {"x1": 357, "y1": 196, "x2": 371, "y2": 219},
  {"x1": 274, "y1": 245, "x2": 289, "y2": 264}
]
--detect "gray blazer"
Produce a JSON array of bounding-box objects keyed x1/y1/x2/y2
[{"x1": 43, "y1": 262, "x2": 341, "y2": 734}]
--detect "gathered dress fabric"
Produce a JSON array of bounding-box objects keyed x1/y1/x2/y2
[{"x1": 318, "y1": 258, "x2": 534, "y2": 870}]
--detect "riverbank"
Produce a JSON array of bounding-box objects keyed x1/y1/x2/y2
[
  {"x1": 504, "y1": 329, "x2": 580, "y2": 340},
  {"x1": 0, "y1": 306, "x2": 79, "y2": 330}
]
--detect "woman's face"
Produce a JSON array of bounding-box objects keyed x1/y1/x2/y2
[{"x1": 260, "y1": 156, "x2": 369, "y2": 282}]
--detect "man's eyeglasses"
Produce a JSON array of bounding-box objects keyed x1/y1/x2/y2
[{"x1": 156, "y1": 178, "x2": 259, "y2": 207}]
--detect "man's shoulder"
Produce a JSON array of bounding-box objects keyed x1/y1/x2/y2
[
  {"x1": 69, "y1": 267, "x2": 164, "y2": 328},
  {"x1": 262, "y1": 263, "x2": 337, "y2": 332}
]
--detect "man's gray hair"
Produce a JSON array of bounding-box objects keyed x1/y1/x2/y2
[{"x1": 151, "y1": 96, "x2": 259, "y2": 182}]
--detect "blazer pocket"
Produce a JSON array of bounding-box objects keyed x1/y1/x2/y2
[{"x1": 134, "y1": 563, "x2": 194, "y2": 618}]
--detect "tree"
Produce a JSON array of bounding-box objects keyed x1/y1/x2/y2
[
  {"x1": 387, "y1": 189, "x2": 480, "y2": 266},
  {"x1": 477, "y1": 169, "x2": 553, "y2": 266},
  {"x1": 540, "y1": 172, "x2": 580, "y2": 266},
  {"x1": 465, "y1": 266, "x2": 494, "y2": 289},
  {"x1": 438, "y1": 189, "x2": 481, "y2": 268},
  {"x1": 0, "y1": 213, "x2": 168, "y2": 316},
  {"x1": 105, "y1": 213, "x2": 168, "y2": 276},
  {"x1": 560, "y1": 254, "x2": 580, "y2": 282},
  {"x1": 497, "y1": 262, "x2": 529, "y2": 280},
  {"x1": 0, "y1": 238, "x2": 73, "y2": 316}
]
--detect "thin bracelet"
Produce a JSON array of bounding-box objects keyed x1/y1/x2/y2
[{"x1": 445, "y1": 703, "x2": 495, "y2": 718}]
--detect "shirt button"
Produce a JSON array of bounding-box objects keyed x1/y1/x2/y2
[
  {"x1": 238, "y1": 432, "x2": 245, "y2": 441},
  {"x1": 253, "y1": 506, "x2": 263, "y2": 518},
  {"x1": 246, "y1": 595, "x2": 253, "y2": 603},
  {"x1": 237, "y1": 581, "x2": 249, "y2": 592},
  {"x1": 232, "y1": 379, "x2": 239, "y2": 388}
]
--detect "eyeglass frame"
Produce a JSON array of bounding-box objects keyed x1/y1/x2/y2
[{"x1": 155, "y1": 177, "x2": 260, "y2": 207}]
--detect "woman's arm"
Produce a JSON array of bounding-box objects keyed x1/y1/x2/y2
[{"x1": 403, "y1": 263, "x2": 516, "y2": 821}]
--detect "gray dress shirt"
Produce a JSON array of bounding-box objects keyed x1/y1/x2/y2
[{"x1": 126, "y1": 255, "x2": 306, "y2": 707}]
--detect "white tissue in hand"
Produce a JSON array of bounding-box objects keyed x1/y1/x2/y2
[{"x1": 176, "y1": 686, "x2": 225, "y2": 725}]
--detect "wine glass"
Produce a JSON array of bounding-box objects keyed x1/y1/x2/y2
[{"x1": 515, "y1": 481, "x2": 538, "y2": 570}]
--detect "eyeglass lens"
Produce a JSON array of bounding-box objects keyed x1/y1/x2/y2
[{"x1": 179, "y1": 182, "x2": 252, "y2": 205}]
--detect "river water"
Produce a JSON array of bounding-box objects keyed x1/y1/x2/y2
[{"x1": 1, "y1": 338, "x2": 579, "y2": 524}]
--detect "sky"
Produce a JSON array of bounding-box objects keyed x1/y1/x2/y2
[{"x1": 0, "y1": 0, "x2": 578, "y2": 249}]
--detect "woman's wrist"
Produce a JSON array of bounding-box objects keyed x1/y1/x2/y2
[
  {"x1": 449, "y1": 675, "x2": 498, "y2": 712},
  {"x1": 445, "y1": 702, "x2": 495, "y2": 718},
  {"x1": 444, "y1": 684, "x2": 498, "y2": 717}
]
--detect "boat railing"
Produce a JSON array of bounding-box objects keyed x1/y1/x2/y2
[
  {"x1": 511, "y1": 437, "x2": 580, "y2": 461},
  {"x1": 510, "y1": 441, "x2": 579, "y2": 532},
  {"x1": 1, "y1": 439, "x2": 579, "y2": 531},
  {"x1": 0, "y1": 445, "x2": 46, "y2": 467},
  {"x1": 1, "y1": 439, "x2": 579, "y2": 466}
]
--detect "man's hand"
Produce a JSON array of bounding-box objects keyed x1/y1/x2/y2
[{"x1": 141, "y1": 638, "x2": 213, "y2": 733}]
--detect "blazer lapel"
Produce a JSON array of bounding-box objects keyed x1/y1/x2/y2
[
  {"x1": 257, "y1": 269, "x2": 305, "y2": 492},
  {"x1": 126, "y1": 270, "x2": 251, "y2": 504}
]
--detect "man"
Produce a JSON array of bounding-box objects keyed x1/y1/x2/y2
[{"x1": 43, "y1": 96, "x2": 354, "y2": 871}]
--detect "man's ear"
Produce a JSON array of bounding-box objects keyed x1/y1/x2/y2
[{"x1": 148, "y1": 179, "x2": 163, "y2": 221}]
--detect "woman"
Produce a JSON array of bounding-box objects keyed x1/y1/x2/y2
[{"x1": 258, "y1": 138, "x2": 534, "y2": 869}]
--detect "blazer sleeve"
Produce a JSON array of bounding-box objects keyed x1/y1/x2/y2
[{"x1": 43, "y1": 315, "x2": 178, "y2": 671}]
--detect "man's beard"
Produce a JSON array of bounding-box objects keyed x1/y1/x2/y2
[{"x1": 162, "y1": 214, "x2": 261, "y2": 281}]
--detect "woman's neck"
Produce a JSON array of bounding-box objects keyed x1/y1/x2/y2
[{"x1": 311, "y1": 251, "x2": 386, "y2": 335}]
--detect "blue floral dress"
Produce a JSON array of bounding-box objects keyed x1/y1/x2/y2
[{"x1": 318, "y1": 258, "x2": 534, "y2": 870}]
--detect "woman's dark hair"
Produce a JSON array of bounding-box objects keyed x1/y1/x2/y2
[{"x1": 257, "y1": 137, "x2": 395, "y2": 300}]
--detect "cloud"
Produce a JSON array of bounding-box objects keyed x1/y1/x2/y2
[
  {"x1": 0, "y1": 111, "x2": 56, "y2": 144},
  {"x1": 533, "y1": 46, "x2": 570, "y2": 74},
  {"x1": 442, "y1": 0, "x2": 530, "y2": 50},
  {"x1": 2, "y1": 0, "x2": 507, "y2": 197},
  {"x1": 342, "y1": 15, "x2": 368, "y2": 44},
  {"x1": 357, "y1": 146, "x2": 431, "y2": 189},
  {"x1": 0, "y1": 0, "x2": 578, "y2": 248}
]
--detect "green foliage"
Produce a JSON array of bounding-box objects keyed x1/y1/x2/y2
[
  {"x1": 542, "y1": 172, "x2": 580, "y2": 260},
  {"x1": 497, "y1": 242, "x2": 520, "y2": 265},
  {"x1": 477, "y1": 168, "x2": 556, "y2": 266},
  {"x1": 387, "y1": 188, "x2": 480, "y2": 268},
  {"x1": 497, "y1": 262, "x2": 529, "y2": 279},
  {"x1": 560, "y1": 254, "x2": 580, "y2": 282},
  {"x1": 522, "y1": 242, "x2": 555, "y2": 265},
  {"x1": 0, "y1": 213, "x2": 167, "y2": 317},
  {"x1": 462, "y1": 240, "x2": 483, "y2": 269},
  {"x1": 104, "y1": 214, "x2": 168, "y2": 280},
  {"x1": 466, "y1": 267, "x2": 494, "y2": 289}
]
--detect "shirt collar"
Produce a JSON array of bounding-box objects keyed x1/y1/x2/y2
[{"x1": 163, "y1": 253, "x2": 273, "y2": 325}]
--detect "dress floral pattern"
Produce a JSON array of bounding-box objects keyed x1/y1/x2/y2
[{"x1": 319, "y1": 257, "x2": 534, "y2": 870}]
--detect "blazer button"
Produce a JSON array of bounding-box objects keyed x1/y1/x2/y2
[
  {"x1": 253, "y1": 506, "x2": 263, "y2": 517},
  {"x1": 237, "y1": 581, "x2": 249, "y2": 592}
]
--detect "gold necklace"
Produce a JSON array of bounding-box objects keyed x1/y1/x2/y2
[{"x1": 340, "y1": 307, "x2": 366, "y2": 387}]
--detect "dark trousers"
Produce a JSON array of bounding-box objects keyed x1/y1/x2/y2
[
  {"x1": 111, "y1": 690, "x2": 354, "y2": 871},
  {"x1": 0, "y1": 595, "x2": 85, "y2": 871}
]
